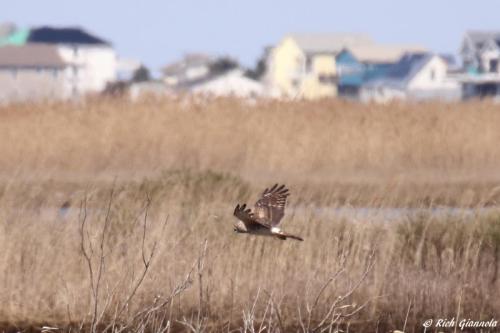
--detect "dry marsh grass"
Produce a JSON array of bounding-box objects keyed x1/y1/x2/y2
[
  {"x1": 1, "y1": 98, "x2": 500, "y2": 184},
  {"x1": 1, "y1": 98, "x2": 500, "y2": 332}
]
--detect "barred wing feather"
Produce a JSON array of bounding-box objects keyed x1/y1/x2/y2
[{"x1": 254, "y1": 184, "x2": 289, "y2": 227}]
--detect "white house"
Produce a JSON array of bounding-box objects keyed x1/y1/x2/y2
[
  {"x1": 28, "y1": 26, "x2": 118, "y2": 97},
  {"x1": 459, "y1": 31, "x2": 500, "y2": 98},
  {"x1": 360, "y1": 53, "x2": 461, "y2": 103},
  {"x1": 190, "y1": 69, "x2": 264, "y2": 98},
  {"x1": 161, "y1": 53, "x2": 214, "y2": 87},
  {"x1": 161, "y1": 55, "x2": 262, "y2": 98},
  {"x1": 461, "y1": 31, "x2": 500, "y2": 75}
]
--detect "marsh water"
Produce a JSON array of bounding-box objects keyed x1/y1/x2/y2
[{"x1": 289, "y1": 206, "x2": 499, "y2": 223}]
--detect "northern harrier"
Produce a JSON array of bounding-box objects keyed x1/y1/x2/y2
[{"x1": 233, "y1": 184, "x2": 303, "y2": 241}]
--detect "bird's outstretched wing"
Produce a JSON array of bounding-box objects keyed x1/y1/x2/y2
[
  {"x1": 233, "y1": 203, "x2": 270, "y2": 230},
  {"x1": 254, "y1": 184, "x2": 290, "y2": 226}
]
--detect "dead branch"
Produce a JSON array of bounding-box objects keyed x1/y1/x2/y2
[
  {"x1": 103, "y1": 198, "x2": 169, "y2": 333},
  {"x1": 263, "y1": 291, "x2": 284, "y2": 333},
  {"x1": 176, "y1": 239, "x2": 209, "y2": 333},
  {"x1": 312, "y1": 250, "x2": 376, "y2": 332}
]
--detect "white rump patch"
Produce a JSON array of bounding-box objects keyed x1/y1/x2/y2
[
  {"x1": 271, "y1": 227, "x2": 281, "y2": 234},
  {"x1": 235, "y1": 221, "x2": 248, "y2": 232}
]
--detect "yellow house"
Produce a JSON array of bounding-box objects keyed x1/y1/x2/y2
[{"x1": 265, "y1": 33, "x2": 373, "y2": 99}]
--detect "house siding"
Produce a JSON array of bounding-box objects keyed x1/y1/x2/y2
[
  {"x1": 266, "y1": 37, "x2": 306, "y2": 97},
  {"x1": 0, "y1": 67, "x2": 65, "y2": 103},
  {"x1": 407, "y1": 57, "x2": 461, "y2": 101},
  {"x1": 58, "y1": 45, "x2": 117, "y2": 96},
  {"x1": 337, "y1": 51, "x2": 364, "y2": 87},
  {"x1": 408, "y1": 57, "x2": 456, "y2": 91},
  {"x1": 336, "y1": 50, "x2": 393, "y2": 98},
  {"x1": 301, "y1": 54, "x2": 337, "y2": 99}
]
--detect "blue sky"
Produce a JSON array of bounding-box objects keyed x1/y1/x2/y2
[{"x1": 3, "y1": 0, "x2": 499, "y2": 71}]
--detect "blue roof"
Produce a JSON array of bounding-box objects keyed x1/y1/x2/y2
[
  {"x1": 28, "y1": 26, "x2": 110, "y2": 45},
  {"x1": 364, "y1": 52, "x2": 432, "y2": 89},
  {"x1": 384, "y1": 53, "x2": 429, "y2": 80}
]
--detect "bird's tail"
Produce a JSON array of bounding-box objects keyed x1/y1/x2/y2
[{"x1": 279, "y1": 232, "x2": 304, "y2": 241}]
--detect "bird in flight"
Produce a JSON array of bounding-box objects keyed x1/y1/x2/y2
[{"x1": 233, "y1": 184, "x2": 303, "y2": 241}]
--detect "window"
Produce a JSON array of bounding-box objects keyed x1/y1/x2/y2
[
  {"x1": 291, "y1": 79, "x2": 300, "y2": 88},
  {"x1": 296, "y1": 56, "x2": 305, "y2": 74},
  {"x1": 318, "y1": 74, "x2": 337, "y2": 84},
  {"x1": 430, "y1": 69, "x2": 435, "y2": 81},
  {"x1": 305, "y1": 57, "x2": 312, "y2": 73},
  {"x1": 490, "y1": 59, "x2": 498, "y2": 73}
]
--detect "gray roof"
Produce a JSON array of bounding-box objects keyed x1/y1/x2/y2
[
  {"x1": 343, "y1": 44, "x2": 427, "y2": 63},
  {"x1": 465, "y1": 30, "x2": 500, "y2": 49},
  {"x1": 289, "y1": 33, "x2": 373, "y2": 54},
  {"x1": 0, "y1": 44, "x2": 66, "y2": 68},
  {"x1": 162, "y1": 53, "x2": 213, "y2": 75}
]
